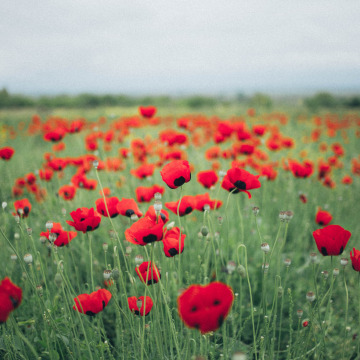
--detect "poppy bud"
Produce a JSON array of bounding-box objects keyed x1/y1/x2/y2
[
  {"x1": 297, "y1": 309, "x2": 303, "y2": 318},
  {"x1": 226, "y1": 261, "x2": 236, "y2": 274},
  {"x1": 310, "y1": 252, "x2": 317, "y2": 263},
  {"x1": 14, "y1": 233, "x2": 20, "y2": 240},
  {"x1": 2, "y1": 201, "x2": 7, "y2": 209},
  {"x1": 112, "y1": 268, "x2": 120, "y2": 280},
  {"x1": 201, "y1": 226, "x2": 209, "y2": 237},
  {"x1": 49, "y1": 233, "x2": 57, "y2": 243},
  {"x1": 40, "y1": 236, "x2": 47, "y2": 244},
  {"x1": 135, "y1": 255, "x2": 144, "y2": 266},
  {"x1": 23, "y1": 253, "x2": 33, "y2": 264},
  {"x1": 285, "y1": 211, "x2": 294, "y2": 222},
  {"x1": 261, "y1": 243, "x2": 270, "y2": 253},
  {"x1": 166, "y1": 221, "x2": 175, "y2": 230},
  {"x1": 333, "y1": 268, "x2": 340, "y2": 276},
  {"x1": 92, "y1": 160, "x2": 99, "y2": 169},
  {"x1": 103, "y1": 270, "x2": 112, "y2": 280},
  {"x1": 55, "y1": 273, "x2": 62, "y2": 287},
  {"x1": 340, "y1": 258, "x2": 348, "y2": 267},
  {"x1": 284, "y1": 258, "x2": 291, "y2": 267},
  {"x1": 46, "y1": 221, "x2": 53, "y2": 230},
  {"x1": 203, "y1": 204, "x2": 211, "y2": 212},
  {"x1": 306, "y1": 291, "x2": 315, "y2": 302},
  {"x1": 154, "y1": 201, "x2": 162, "y2": 213},
  {"x1": 27, "y1": 227, "x2": 32, "y2": 236},
  {"x1": 11, "y1": 254, "x2": 17, "y2": 261},
  {"x1": 321, "y1": 270, "x2": 329, "y2": 279},
  {"x1": 103, "y1": 242, "x2": 108, "y2": 252},
  {"x1": 14, "y1": 215, "x2": 20, "y2": 223},
  {"x1": 154, "y1": 192, "x2": 162, "y2": 201},
  {"x1": 279, "y1": 211, "x2": 286, "y2": 222},
  {"x1": 302, "y1": 319, "x2": 309, "y2": 327},
  {"x1": 237, "y1": 265, "x2": 246, "y2": 278},
  {"x1": 278, "y1": 286, "x2": 284, "y2": 298}
]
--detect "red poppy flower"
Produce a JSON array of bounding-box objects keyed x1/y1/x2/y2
[
  {"x1": 350, "y1": 248, "x2": 360, "y2": 271},
  {"x1": 13, "y1": 198, "x2": 32, "y2": 218},
  {"x1": 193, "y1": 193, "x2": 222, "y2": 211},
  {"x1": 135, "y1": 261, "x2": 161, "y2": 285},
  {"x1": 299, "y1": 194, "x2": 307, "y2": 203},
  {"x1": 313, "y1": 225, "x2": 351, "y2": 256},
  {"x1": 0, "y1": 277, "x2": 22, "y2": 323},
  {"x1": 128, "y1": 296, "x2": 153, "y2": 316},
  {"x1": 226, "y1": 168, "x2": 261, "y2": 198},
  {"x1": 165, "y1": 195, "x2": 196, "y2": 216},
  {"x1": 116, "y1": 198, "x2": 143, "y2": 218},
  {"x1": 341, "y1": 175, "x2": 353, "y2": 185},
  {"x1": 315, "y1": 208, "x2": 332, "y2": 226},
  {"x1": 66, "y1": 207, "x2": 101, "y2": 233},
  {"x1": 135, "y1": 185, "x2": 165, "y2": 203},
  {"x1": 288, "y1": 160, "x2": 314, "y2": 178},
  {"x1": 73, "y1": 289, "x2": 112, "y2": 316},
  {"x1": 221, "y1": 175, "x2": 240, "y2": 194},
  {"x1": 43, "y1": 128, "x2": 66, "y2": 142},
  {"x1": 139, "y1": 106, "x2": 157, "y2": 118},
  {"x1": 95, "y1": 196, "x2": 120, "y2": 218},
  {"x1": 39, "y1": 169, "x2": 54, "y2": 181},
  {"x1": 160, "y1": 160, "x2": 191, "y2": 189},
  {"x1": 163, "y1": 227, "x2": 185, "y2": 257},
  {"x1": 0, "y1": 147, "x2": 15, "y2": 160},
  {"x1": 130, "y1": 163, "x2": 156, "y2": 179},
  {"x1": 40, "y1": 222, "x2": 77, "y2": 247},
  {"x1": 58, "y1": 185, "x2": 77, "y2": 200},
  {"x1": 177, "y1": 282, "x2": 234, "y2": 334},
  {"x1": 125, "y1": 216, "x2": 164, "y2": 246},
  {"x1": 145, "y1": 205, "x2": 169, "y2": 224},
  {"x1": 197, "y1": 170, "x2": 219, "y2": 189},
  {"x1": 25, "y1": 172, "x2": 37, "y2": 185}
]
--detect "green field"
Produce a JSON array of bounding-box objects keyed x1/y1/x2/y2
[{"x1": 0, "y1": 104, "x2": 359, "y2": 359}]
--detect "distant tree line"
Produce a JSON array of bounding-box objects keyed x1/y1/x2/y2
[{"x1": 0, "y1": 88, "x2": 359, "y2": 110}]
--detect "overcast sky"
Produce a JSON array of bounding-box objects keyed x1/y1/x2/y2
[{"x1": 1, "y1": 0, "x2": 360, "y2": 95}]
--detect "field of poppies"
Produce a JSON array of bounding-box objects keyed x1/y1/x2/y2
[{"x1": 0, "y1": 104, "x2": 359, "y2": 360}]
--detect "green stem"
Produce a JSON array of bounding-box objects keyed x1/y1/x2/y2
[{"x1": 237, "y1": 244, "x2": 257, "y2": 360}]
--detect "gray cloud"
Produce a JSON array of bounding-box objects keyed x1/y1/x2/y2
[{"x1": 1, "y1": 0, "x2": 360, "y2": 94}]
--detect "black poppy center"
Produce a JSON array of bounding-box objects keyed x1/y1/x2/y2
[
  {"x1": 213, "y1": 299, "x2": 221, "y2": 306},
  {"x1": 234, "y1": 180, "x2": 246, "y2": 190},
  {"x1": 125, "y1": 209, "x2": 135, "y2": 217},
  {"x1": 174, "y1": 176, "x2": 185, "y2": 187},
  {"x1": 9, "y1": 296, "x2": 19, "y2": 308},
  {"x1": 143, "y1": 234, "x2": 157, "y2": 243},
  {"x1": 185, "y1": 207, "x2": 192, "y2": 215},
  {"x1": 191, "y1": 306, "x2": 198, "y2": 312},
  {"x1": 86, "y1": 311, "x2": 96, "y2": 316},
  {"x1": 102, "y1": 300, "x2": 106, "y2": 309},
  {"x1": 23, "y1": 206, "x2": 29, "y2": 215},
  {"x1": 321, "y1": 247, "x2": 328, "y2": 256},
  {"x1": 168, "y1": 248, "x2": 178, "y2": 256},
  {"x1": 339, "y1": 246, "x2": 344, "y2": 255},
  {"x1": 160, "y1": 213, "x2": 166, "y2": 221}
]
